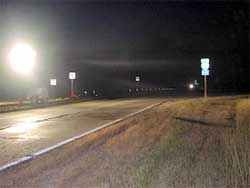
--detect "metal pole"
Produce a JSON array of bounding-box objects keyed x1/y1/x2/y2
[
  {"x1": 71, "y1": 79, "x2": 74, "y2": 97},
  {"x1": 204, "y1": 75, "x2": 207, "y2": 98}
]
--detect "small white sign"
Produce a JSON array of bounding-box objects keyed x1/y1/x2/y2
[
  {"x1": 135, "y1": 76, "x2": 140, "y2": 82},
  {"x1": 69, "y1": 72, "x2": 76, "y2": 80},
  {"x1": 50, "y1": 79, "x2": 56, "y2": 86}
]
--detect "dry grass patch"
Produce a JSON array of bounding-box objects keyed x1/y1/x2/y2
[
  {"x1": 224, "y1": 99, "x2": 250, "y2": 187},
  {"x1": 134, "y1": 96, "x2": 249, "y2": 188}
]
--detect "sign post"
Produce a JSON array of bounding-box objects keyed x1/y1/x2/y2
[
  {"x1": 201, "y1": 58, "x2": 209, "y2": 98},
  {"x1": 69, "y1": 72, "x2": 76, "y2": 97}
]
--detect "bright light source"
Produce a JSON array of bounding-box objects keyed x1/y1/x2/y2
[
  {"x1": 9, "y1": 43, "x2": 36, "y2": 74},
  {"x1": 189, "y1": 84, "x2": 194, "y2": 89}
]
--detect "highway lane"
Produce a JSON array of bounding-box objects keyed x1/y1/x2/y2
[{"x1": 0, "y1": 98, "x2": 166, "y2": 167}]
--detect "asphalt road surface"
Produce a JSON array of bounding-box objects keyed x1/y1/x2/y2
[{"x1": 0, "y1": 98, "x2": 165, "y2": 167}]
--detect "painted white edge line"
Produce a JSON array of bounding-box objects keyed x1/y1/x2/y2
[
  {"x1": 0, "y1": 101, "x2": 165, "y2": 172},
  {"x1": 0, "y1": 156, "x2": 32, "y2": 172}
]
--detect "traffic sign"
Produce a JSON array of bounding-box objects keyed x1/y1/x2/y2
[
  {"x1": 200, "y1": 58, "x2": 210, "y2": 98},
  {"x1": 50, "y1": 79, "x2": 56, "y2": 86},
  {"x1": 69, "y1": 72, "x2": 76, "y2": 80},
  {"x1": 201, "y1": 69, "x2": 209, "y2": 76},
  {"x1": 201, "y1": 58, "x2": 209, "y2": 70}
]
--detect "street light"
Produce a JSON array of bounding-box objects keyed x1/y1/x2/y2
[
  {"x1": 189, "y1": 84, "x2": 194, "y2": 89},
  {"x1": 8, "y1": 43, "x2": 36, "y2": 74}
]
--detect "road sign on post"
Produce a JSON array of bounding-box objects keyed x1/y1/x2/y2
[
  {"x1": 69, "y1": 72, "x2": 76, "y2": 97},
  {"x1": 201, "y1": 58, "x2": 209, "y2": 98},
  {"x1": 49, "y1": 79, "x2": 57, "y2": 99}
]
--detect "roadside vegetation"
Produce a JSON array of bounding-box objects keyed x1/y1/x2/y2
[
  {"x1": 224, "y1": 99, "x2": 250, "y2": 187},
  {"x1": 135, "y1": 96, "x2": 249, "y2": 188}
]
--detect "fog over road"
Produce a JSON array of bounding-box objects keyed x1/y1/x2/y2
[{"x1": 0, "y1": 98, "x2": 165, "y2": 167}]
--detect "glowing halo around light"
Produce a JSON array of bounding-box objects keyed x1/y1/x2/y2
[
  {"x1": 189, "y1": 84, "x2": 194, "y2": 89},
  {"x1": 9, "y1": 43, "x2": 36, "y2": 74}
]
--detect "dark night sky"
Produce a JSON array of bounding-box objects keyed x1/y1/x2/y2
[{"x1": 0, "y1": 0, "x2": 249, "y2": 98}]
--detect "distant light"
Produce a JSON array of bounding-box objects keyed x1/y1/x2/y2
[
  {"x1": 9, "y1": 43, "x2": 36, "y2": 74},
  {"x1": 189, "y1": 84, "x2": 194, "y2": 89},
  {"x1": 93, "y1": 90, "x2": 96, "y2": 94},
  {"x1": 128, "y1": 89, "x2": 131, "y2": 92},
  {"x1": 135, "y1": 76, "x2": 140, "y2": 82},
  {"x1": 84, "y1": 90, "x2": 88, "y2": 94}
]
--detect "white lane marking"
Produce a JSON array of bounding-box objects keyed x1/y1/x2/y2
[
  {"x1": 0, "y1": 156, "x2": 32, "y2": 172},
  {"x1": 0, "y1": 101, "x2": 165, "y2": 172}
]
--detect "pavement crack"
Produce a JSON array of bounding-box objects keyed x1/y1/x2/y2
[
  {"x1": 0, "y1": 112, "x2": 82, "y2": 131},
  {"x1": 0, "y1": 136, "x2": 25, "y2": 140}
]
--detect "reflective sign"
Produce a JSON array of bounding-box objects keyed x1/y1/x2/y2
[
  {"x1": 69, "y1": 72, "x2": 76, "y2": 80},
  {"x1": 50, "y1": 79, "x2": 56, "y2": 86},
  {"x1": 201, "y1": 69, "x2": 209, "y2": 76},
  {"x1": 201, "y1": 58, "x2": 210, "y2": 70}
]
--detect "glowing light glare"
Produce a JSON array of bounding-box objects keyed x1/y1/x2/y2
[
  {"x1": 9, "y1": 43, "x2": 36, "y2": 74},
  {"x1": 5, "y1": 117, "x2": 39, "y2": 133},
  {"x1": 189, "y1": 84, "x2": 194, "y2": 89},
  {"x1": 5, "y1": 122, "x2": 37, "y2": 133}
]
